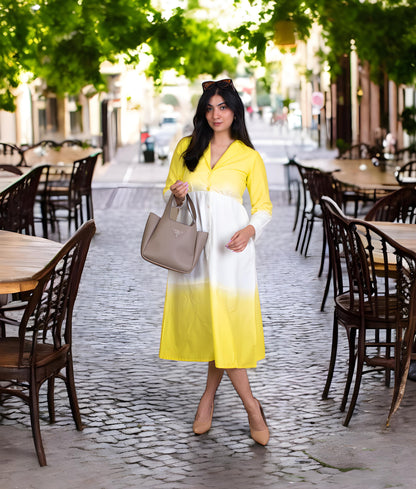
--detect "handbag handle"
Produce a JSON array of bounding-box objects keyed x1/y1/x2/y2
[{"x1": 165, "y1": 193, "x2": 197, "y2": 225}]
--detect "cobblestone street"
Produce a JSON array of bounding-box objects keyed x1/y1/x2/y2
[
  {"x1": 3, "y1": 183, "x2": 416, "y2": 489},
  {"x1": 3, "y1": 119, "x2": 416, "y2": 488}
]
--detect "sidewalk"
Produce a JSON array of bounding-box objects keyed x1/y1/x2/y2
[{"x1": 2, "y1": 120, "x2": 416, "y2": 489}]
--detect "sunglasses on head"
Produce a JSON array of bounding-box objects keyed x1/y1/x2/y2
[{"x1": 202, "y1": 79, "x2": 236, "y2": 92}]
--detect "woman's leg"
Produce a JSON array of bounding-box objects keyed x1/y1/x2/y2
[
  {"x1": 226, "y1": 368, "x2": 268, "y2": 434},
  {"x1": 194, "y1": 361, "x2": 224, "y2": 423}
]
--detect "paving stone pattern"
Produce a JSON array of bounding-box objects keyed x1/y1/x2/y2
[{"x1": 2, "y1": 186, "x2": 416, "y2": 489}]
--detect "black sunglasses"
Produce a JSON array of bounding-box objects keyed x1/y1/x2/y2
[{"x1": 202, "y1": 79, "x2": 236, "y2": 92}]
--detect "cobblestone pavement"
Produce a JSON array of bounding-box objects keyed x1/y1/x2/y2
[
  {"x1": 3, "y1": 185, "x2": 416, "y2": 489},
  {"x1": 3, "y1": 120, "x2": 416, "y2": 488}
]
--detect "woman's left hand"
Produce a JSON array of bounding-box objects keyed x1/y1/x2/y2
[{"x1": 226, "y1": 225, "x2": 255, "y2": 253}]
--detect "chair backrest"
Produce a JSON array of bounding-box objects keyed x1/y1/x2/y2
[
  {"x1": 60, "y1": 139, "x2": 84, "y2": 148},
  {"x1": 339, "y1": 143, "x2": 371, "y2": 160},
  {"x1": 22, "y1": 140, "x2": 60, "y2": 166},
  {"x1": 364, "y1": 187, "x2": 416, "y2": 223},
  {"x1": 0, "y1": 143, "x2": 24, "y2": 166},
  {"x1": 0, "y1": 164, "x2": 23, "y2": 176},
  {"x1": 0, "y1": 165, "x2": 47, "y2": 234},
  {"x1": 15, "y1": 220, "x2": 96, "y2": 367},
  {"x1": 320, "y1": 196, "x2": 355, "y2": 299},
  {"x1": 395, "y1": 160, "x2": 416, "y2": 185},
  {"x1": 350, "y1": 219, "x2": 416, "y2": 353},
  {"x1": 296, "y1": 163, "x2": 342, "y2": 208},
  {"x1": 77, "y1": 153, "x2": 99, "y2": 196},
  {"x1": 63, "y1": 154, "x2": 99, "y2": 206},
  {"x1": 394, "y1": 146, "x2": 416, "y2": 163}
]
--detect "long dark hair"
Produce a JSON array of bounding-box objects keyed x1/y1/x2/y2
[{"x1": 183, "y1": 82, "x2": 254, "y2": 172}]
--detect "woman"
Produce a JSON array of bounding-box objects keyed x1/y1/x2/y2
[{"x1": 161, "y1": 79, "x2": 272, "y2": 445}]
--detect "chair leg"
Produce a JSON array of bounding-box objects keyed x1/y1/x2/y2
[
  {"x1": 47, "y1": 377, "x2": 56, "y2": 423},
  {"x1": 318, "y1": 227, "x2": 327, "y2": 277},
  {"x1": 320, "y1": 262, "x2": 332, "y2": 312},
  {"x1": 343, "y1": 330, "x2": 363, "y2": 426},
  {"x1": 322, "y1": 313, "x2": 338, "y2": 399},
  {"x1": 302, "y1": 217, "x2": 315, "y2": 256},
  {"x1": 340, "y1": 328, "x2": 357, "y2": 412},
  {"x1": 292, "y1": 184, "x2": 301, "y2": 231},
  {"x1": 65, "y1": 355, "x2": 84, "y2": 431},
  {"x1": 385, "y1": 329, "x2": 391, "y2": 387},
  {"x1": 295, "y1": 212, "x2": 306, "y2": 251},
  {"x1": 29, "y1": 378, "x2": 47, "y2": 466},
  {"x1": 86, "y1": 194, "x2": 94, "y2": 220}
]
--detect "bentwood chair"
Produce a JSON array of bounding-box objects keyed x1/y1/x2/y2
[
  {"x1": 0, "y1": 142, "x2": 25, "y2": 167},
  {"x1": 0, "y1": 164, "x2": 23, "y2": 176},
  {"x1": 0, "y1": 165, "x2": 47, "y2": 235},
  {"x1": 44, "y1": 153, "x2": 99, "y2": 240},
  {"x1": 21, "y1": 140, "x2": 60, "y2": 167},
  {"x1": 338, "y1": 143, "x2": 371, "y2": 160},
  {"x1": 321, "y1": 196, "x2": 416, "y2": 426},
  {"x1": 395, "y1": 160, "x2": 416, "y2": 186},
  {"x1": 0, "y1": 220, "x2": 96, "y2": 466},
  {"x1": 364, "y1": 187, "x2": 416, "y2": 223},
  {"x1": 295, "y1": 163, "x2": 342, "y2": 281},
  {"x1": 393, "y1": 146, "x2": 416, "y2": 164}
]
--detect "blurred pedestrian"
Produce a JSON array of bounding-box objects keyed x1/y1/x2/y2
[{"x1": 161, "y1": 78, "x2": 272, "y2": 445}]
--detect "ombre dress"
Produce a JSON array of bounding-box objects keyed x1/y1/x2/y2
[{"x1": 159, "y1": 137, "x2": 272, "y2": 369}]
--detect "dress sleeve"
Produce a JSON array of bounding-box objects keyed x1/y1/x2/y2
[
  {"x1": 247, "y1": 151, "x2": 273, "y2": 241},
  {"x1": 163, "y1": 138, "x2": 188, "y2": 202}
]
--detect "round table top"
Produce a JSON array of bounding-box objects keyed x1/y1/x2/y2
[{"x1": 0, "y1": 230, "x2": 62, "y2": 294}]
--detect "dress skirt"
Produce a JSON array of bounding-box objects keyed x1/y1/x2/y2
[{"x1": 159, "y1": 190, "x2": 265, "y2": 369}]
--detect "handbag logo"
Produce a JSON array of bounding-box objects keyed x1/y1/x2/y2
[{"x1": 172, "y1": 227, "x2": 184, "y2": 238}]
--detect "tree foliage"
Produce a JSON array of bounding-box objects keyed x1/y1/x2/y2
[
  {"x1": 0, "y1": 0, "x2": 235, "y2": 111},
  {"x1": 231, "y1": 0, "x2": 416, "y2": 85}
]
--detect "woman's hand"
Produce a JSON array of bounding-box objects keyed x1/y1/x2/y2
[
  {"x1": 170, "y1": 180, "x2": 189, "y2": 206},
  {"x1": 226, "y1": 225, "x2": 255, "y2": 253}
]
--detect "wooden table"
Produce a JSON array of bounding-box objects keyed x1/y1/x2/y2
[
  {"x1": 371, "y1": 222, "x2": 416, "y2": 253},
  {"x1": 0, "y1": 230, "x2": 62, "y2": 294},
  {"x1": 310, "y1": 158, "x2": 401, "y2": 192},
  {"x1": 24, "y1": 146, "x2": 101, "y2": 167}
]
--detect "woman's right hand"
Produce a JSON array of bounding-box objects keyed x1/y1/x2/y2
[{"x1": 170, "y1": 180, "x2": 189, "y2": 206}]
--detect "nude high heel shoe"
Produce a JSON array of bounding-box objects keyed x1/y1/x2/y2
[
  {"x1": 249, "y1": 399, "x2": 270, "y2": 446},
  {"x1": 193, "y1": 404, "x2": 214, "y2": 435}
]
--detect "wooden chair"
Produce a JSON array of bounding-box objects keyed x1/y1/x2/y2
[
  {"x1": 364, "y1": 187, "x2": 416, "y2": 223},
  {"x1": 0, "y1": 220, "x2": 96, "y2": 466},
  {"x1": 339, "y1": 143, "x2": 371, "y2": 160},
  {"x1": 44, "y1": 154, "x2": 99, "y2": 240},
  {"x1": 321, "y1": 196, "x2": 356, "y2": 398},
  {"x1": 345, "y1": 219, "x2": 416, "y2": 426},
  {"x1": 0, "y1": 164, "x2": 23, "y2": 176},
  {"x1": 0, "y1": 165, "x2": 47, "y2": 235},
  {"x1": 284, "y1": 158, "x2": 302, "y2": 230},
  {"x1": 21, "y1": 140, "x2": 60, "y2": 166},
  {"x1": 321, "y1": 196, "x2": 416, "y2": 426},
  {"x1": 294, "y1": 163, "x2": 342, "y2": 268},
  {"x1": 395, "y1": 160, "x2": 416, "y2": 185},
  {"x1": 393, "y1": 146, "x2": 416, "y2": 164},
  {"x1": 0, "y1": 142, "x2": 25, "y2": 167}
]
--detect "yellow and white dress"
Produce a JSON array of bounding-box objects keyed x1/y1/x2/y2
[{"x1": 160, "y1": 137, "x2": 272, "y2": 369}]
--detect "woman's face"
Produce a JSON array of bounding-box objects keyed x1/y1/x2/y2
[{"x1": 205, "y1": 94, "x2": 234, "y2": 136}]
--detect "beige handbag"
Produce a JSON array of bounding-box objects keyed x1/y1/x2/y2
[{"x1": 141, "y1": 194, "x2": 208, "y2": 273}]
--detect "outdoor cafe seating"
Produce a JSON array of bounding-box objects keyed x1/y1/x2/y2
[
  {"x1": 0, "y1": 220, "x2": 96, "y2": 466},
  {"x1": 0, "y1": 142, "x2": 25, "y2": 167},
  {"x1": 395, "y1": 160, "x2": 416, "y2": 185},
  {"x1": 320, "y1": 196, "x2": 416, "y2": 427},
  {"x1": 42, "y1": 153, "x2": 100, "y2": 240},
  {"x1": 0, "y1": 165, "x2": 47, "y2": 235},
  {"x1": 0, "y1": 139, "x2": 102, "y2": 240}
]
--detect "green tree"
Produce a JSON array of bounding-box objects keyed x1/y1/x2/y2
[
  {"x1": 230, "y1": 0, "x2": 416, "y2": 86},
  {"x1": 0, "y1": 0, "x2": 235, "y2": 111}
]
